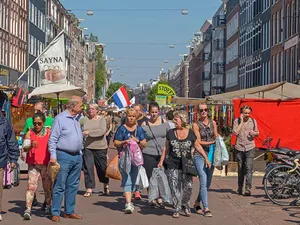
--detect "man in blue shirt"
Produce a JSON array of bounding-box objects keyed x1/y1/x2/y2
[{"x1": 48, "y1": 96, "x2": 83, "y2": 222}]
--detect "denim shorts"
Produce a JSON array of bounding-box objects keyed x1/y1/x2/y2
[{"x1": 119, "y1": 160, "x2": 139, "y2": 193}]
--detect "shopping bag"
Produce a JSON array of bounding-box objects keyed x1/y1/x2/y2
[
  {"x1": 106, "y1": 155, "x2": 122, "y2": 180},
  {"x1": 136, "y1": 166, "x2": 149, "y2": 188},
  {"x1": 218, "y1": 137, "x2": 229, "y2": 165},
  {"x1": 148, "y1": 168, "x2": 171, "y2": 203},
  {"x1": 214, "y1": 139, "x2": 222, "y2": 167},
  {"x1": 119, "y1": 147, "x2": 131, "y2": 174},
  {"x1": 127, "y1": 140, "x2": 144, "y2": 166},
  {"x1": 208, "y1": 144, "x2": 216, "y2": 164}
]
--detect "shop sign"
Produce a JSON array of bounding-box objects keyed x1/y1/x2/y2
[{"x1": 0, "y1": 66, "x2": 9, "y2": 86}]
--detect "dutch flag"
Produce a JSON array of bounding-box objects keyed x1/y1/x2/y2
[{"x1": 112, "y1": 86, "x2": 131, "y2": 108}]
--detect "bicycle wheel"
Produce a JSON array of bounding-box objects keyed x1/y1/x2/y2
[{"x1": 264, "y1": 164, "x2": 300, "y2": 206}]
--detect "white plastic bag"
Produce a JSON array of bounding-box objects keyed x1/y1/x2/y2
[
  {"x1": 136, "y1": 166, "x2": 149, "y2": 189},
  {"x1": 214, "y1": 138, "x2": 222, "y2": 167},
  {"x1": 219, "y1": 137, "x2": 229, "y2": 165}
]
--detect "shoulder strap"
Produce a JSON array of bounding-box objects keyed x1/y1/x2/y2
[
  {"x1": 238, "y1": 118, "x2": 241, "y2": 125},
  {"x1": 147, "y1": 122, "x2": 162, "y2": 155},
  {"x1": 252, "y1": 118, "x2": 256, "y2": 131}
]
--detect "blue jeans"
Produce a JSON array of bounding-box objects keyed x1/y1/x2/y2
[
  {"x1": 52, "y1": 151, "x2": 82, "y2": 216},
  {"x1": 119, "y1": 161, "x2": 139, "y2": 193},
  {"x1": 194, "y1": 155, "x2": 214, "y2": 209}
]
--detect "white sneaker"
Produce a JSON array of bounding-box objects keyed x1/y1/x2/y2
[{"x1": 125, "y1": 203, "x2": 134, "y2": 214}]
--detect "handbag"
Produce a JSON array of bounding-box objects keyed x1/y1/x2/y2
[
  {"x1": 106, "y1": 155, "x2": 122, "y2": 180},
  {"x1": 175, "y1": 130, "x2": 197, "y2": 176}
]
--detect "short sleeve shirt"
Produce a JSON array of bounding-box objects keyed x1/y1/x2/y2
[
  {"x1": 166, "y1": 129, "x2": 197, "y2": 170},
  {"x1": 114, "y1": 125, "x2": 146, "y2": 153}
]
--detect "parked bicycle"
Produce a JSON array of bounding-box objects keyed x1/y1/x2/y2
[{"x1": 262, "y1": 137, "x2": 300, "y2": 206}]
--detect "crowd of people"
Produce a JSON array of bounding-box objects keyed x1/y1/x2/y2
[{"x1": 0, "y1": 95, "x2": 259, "y2": 222}]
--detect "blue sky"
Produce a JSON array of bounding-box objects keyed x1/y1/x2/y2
[{"x1": 62, "y1": 0, "x2": 222, "y2": 87}]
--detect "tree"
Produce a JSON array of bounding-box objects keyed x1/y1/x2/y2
[
  {"x1": 89, "y1": 33, "x2": 98, "y2": 42},
  {"x1": 106, "y1": 82, "x2": 131, "y2": 104},
  {"x1": 95, "y1": 47, "x2": 106, "y2": 100},
  {"x1": 147, "y1": 80, "x2": 168, "y2": 103}
]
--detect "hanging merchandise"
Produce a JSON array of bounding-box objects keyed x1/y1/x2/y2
[
  {"x1": 215, "y1": 105, "x2": 219, "y2": 121},
  {"x1": 227, "y1": 106, "x2": 231, "y2": 127},
  {"x1": 186, "y1": 105, "x2": 189, "y2": 115},
  {"x1": 189, "y1": 105, "x2": 193, "y2": 124},
  {"x1": 211, "y1": 105, "x2": 215, "y2": 120},
  {"x1": 183, "y1": 105, "x2": 186, "y2": 112},
  {"x1": 193, "y1": 105, "x2": 197, "y2": 122},
  {"x1": 222, "y1": 105, "x2": 227, "y2": 120}
]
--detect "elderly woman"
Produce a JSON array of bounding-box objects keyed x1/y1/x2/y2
[
  {"x1": 158, "y1": 110, "x2": 211, "y2": 219},
  {"x1": 114, "y1": 108, "x2": 146, "y2": 214},
  {"x1": 81, "y1": 104, "x2": 109, "y2": 197}
]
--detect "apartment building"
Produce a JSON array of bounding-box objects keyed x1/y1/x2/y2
[
  {"x1": 169, "y1": 64, "x2": 184, "y2": 97},
  {"x1": 225, "y1": 0, "x2": 239, "y2": 92},
  {"x1": 0, "y1": 0, "x2": 28, "y2": 87},
  {"x1": 27, "y1": 0, "x2": 46, "y2": 89},
  {"x1": 239, "y1": 0, "x2": 263, "y2": 89},
  {"x1": 211, "y1": 2, "x2": 226, "y2": 94},
  {"x1": 201, "y1": 20, "x2": 213, "y2": 97}
]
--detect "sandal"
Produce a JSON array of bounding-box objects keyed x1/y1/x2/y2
[
  {"x1": 184, "y1": 208, "x2": 191, "y2": 217},
  {"x1": 150, "y1": 200, "x2": 158, "y2": 208},
  {"x1": 203, "y1": 210, "x2": 212, "y2": 217},
  {"x1": 172, "y1": 212, "x2": 180, "y2": 218},
  {"x1": 194, "y1": 204, "x2": 203, "y2": 214},
  {"x1": 157, "y1": 201, "x2": 165, "y2": 209},
  {"x1": 83, "y1": 191, "x2": 92, "y2": 197},
  {"x1": 103, "y1": 187, "x2": 110, "y2": 196}
]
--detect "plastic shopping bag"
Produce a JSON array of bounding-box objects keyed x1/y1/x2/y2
[
  {"x1": 127, "y1": 140, "x2": 144, "y2": 166},
  {"x1": 208, "y1": 144, "x2": 216, "y2": 164},
  {"x1": 119, "y1": 147, "x2": 131, "y2": 174},
  {"x1": 136, "y1": 166, "x2": 149, "y2": 189},
  {"x1": 218, "y1": 137, "x2": 229, "y2": 165},
  {"x1": 213, "y1": 140, "x2": 222, "y2": 167}
]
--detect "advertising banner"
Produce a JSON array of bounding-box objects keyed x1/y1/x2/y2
[
  {"x1": 11, "y1": 104, "x2": 34, "y2": 134},
  {"x1": 38, "y1": 34, "x2": 66, "y2": 85},
  {"x1": 155, "y1": 95, "x2": 167, "y2": 107}
]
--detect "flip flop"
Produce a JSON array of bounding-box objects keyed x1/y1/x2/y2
[{"x1": 83, "y1": 191, "x2": 92, "y2": 197}]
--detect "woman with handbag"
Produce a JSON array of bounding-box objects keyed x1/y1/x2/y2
[
  {"x1": 192, "y1": 103, "x2": 219, "y2": 217},
  {"x1": 158, "y1": 110, "x2": 210, "y2": 218},
  {"x1": 81, "y1": 104, "x2": 109, "y2": 197},
  {"x1": 141, "y1": 102, "x2": 170, "y2": 208},
  {"x1": 114, "y1": 108, "x2": 146, "y2": 214}
]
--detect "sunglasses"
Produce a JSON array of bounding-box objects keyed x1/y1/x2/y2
[
  {"x1": 35, "y1": 110, "x2": 42, "y2": 113},
  {"x1": 200, "y1": 108, "x2": 208, "y2": 113},
  {"x1": 33, "y1": 122, "x2": 43, "y2": 126}
]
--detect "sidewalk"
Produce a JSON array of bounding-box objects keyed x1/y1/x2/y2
[{"x1": 0, "y1": 174, "x2": 297, "y2": 225}]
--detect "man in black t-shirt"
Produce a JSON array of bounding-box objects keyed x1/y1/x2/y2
[{"x1": 133, "y1": 104, "x2": 148, "y2": 126}]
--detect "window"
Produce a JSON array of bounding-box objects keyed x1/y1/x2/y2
[
  {"x1": 272, "y1": 14, "x2": 275, "y2": 45},
  {"x1": 226, "y1": 13, "x2": 239, "y2": 39},
  {"x1": 226, "y1": 67, "x2": 238, "y2": 88},
  {"x1": 31, "y1": 3, "x2": 34, "y2": 23},
  {"x1": 287, "y1": 4, "x2": 290, "y2": 38},
  {"x1": 226, "y1": 40, "x2": 238, "y2": 63}
]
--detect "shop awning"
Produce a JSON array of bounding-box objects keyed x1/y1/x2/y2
[
  {"x1": 171, "y1": 96, "x2": 206, "y2": 105},
  {"x1": 28, "y1": 84, "x2": 86, "y2": 99},
  {"x1": 207, "y1": 82, "x2": 300, "y2": 102}
]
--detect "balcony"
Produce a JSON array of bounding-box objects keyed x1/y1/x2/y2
[
  {"x1": 213, "y1": 15, "x2": 226, "y2": 28},
  {"x1": 203, "y1": 32, "x2": 212, "y2": 42},
  {"x1": 213, "y1": 39, "x2": 225, "y2": 51},
  {"x1": 202, "y1": 71, "x2": 211, "y2": 80},
  {"x1": 213, "y1": 63, "x2": 225, "y2": 74},
  {"x1": 202, "y1": 52, "x2": 211, "y2": 62}
]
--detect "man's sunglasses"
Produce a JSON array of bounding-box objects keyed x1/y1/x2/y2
[
  {"x1": 33, "y1": 122, "x2": 43, "y2": 126},
  {"x1": 199, "y1": 108, "x2": 208, "y2": 113}
]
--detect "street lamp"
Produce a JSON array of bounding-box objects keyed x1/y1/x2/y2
[
  {"x1": 169, "y1": 44, "x2": 175, "y2": 48},
  {"x1": 181, "y1": 9, "x2": 188, "y2": 15},
  {"x1": 87, "y1": 10, "x2": 94, "y2": 16},
  {"x1": 80, "y1": 27, "x2": 88, "y2": 30}
]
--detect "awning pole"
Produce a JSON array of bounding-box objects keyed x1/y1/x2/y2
[{"x1": 281, "y1": 84, "x2": 283, "y2": 99}]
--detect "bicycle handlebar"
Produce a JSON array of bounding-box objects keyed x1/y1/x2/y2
[{"x1": 288, "y1": 159, "x2": 300, "y2": 173}]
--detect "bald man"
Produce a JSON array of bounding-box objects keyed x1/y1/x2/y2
[{"x1": 48, "y1": 96, "x2": 83, "y2": 222}]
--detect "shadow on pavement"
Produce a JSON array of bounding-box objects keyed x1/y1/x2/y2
[
  {"x1": 8, "y1": 200, "x2": 47, "y2": 219},
  {"x1": 210, "y1": 188, "x2": 237, "y2": 195},
  {"x1": 93, "y1": 197, "x2": 124, "y2": 212}
]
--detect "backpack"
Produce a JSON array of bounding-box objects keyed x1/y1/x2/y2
[{"x1": 11, "y1": 88, "x2": 25, "y2": 108}]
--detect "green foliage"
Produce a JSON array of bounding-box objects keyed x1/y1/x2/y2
[
  {"x1": 89, "y1": 33, "x2": 98, "y2": 42},
  {"x1": 147, "y1": 80, "x2": 168, "y2": 103},
  {"x1": 106, "y1": 82, "x2": 130, "y2": 104},
  {"x1": 95, "y1": 47, "x2": 106, "y2": 100}
]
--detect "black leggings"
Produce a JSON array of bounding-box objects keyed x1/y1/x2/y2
[
  {"x1": 142, "y1": 153, "x2": 161, "y2": 179},
  {"x1": 83, "y1": 148, "x2": 109, "y2": 189}
]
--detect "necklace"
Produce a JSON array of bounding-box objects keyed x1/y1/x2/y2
[{"x1": 35, "y1": 128, "x2": 45, "y2": 136}]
